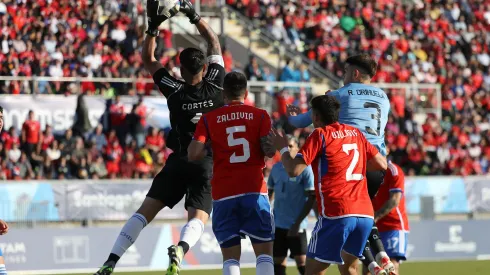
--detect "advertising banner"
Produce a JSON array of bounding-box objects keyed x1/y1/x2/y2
[
  {"x1": 3, "y1": 220, "x2": 490, "y2": 273},
  {"x1": 0, "y1": 95, "x2": 170, "y2": 134},
  {"x1": 0, "y1": 181, "x2": 186, "y2": 222},
  {"x1": 465, "y1": 176, "x2": 490, "y2": 213}
]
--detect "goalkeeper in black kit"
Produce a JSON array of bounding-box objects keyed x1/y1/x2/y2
[{"x1": 93, "y1": 0, "x2": 225, "y2": 275}]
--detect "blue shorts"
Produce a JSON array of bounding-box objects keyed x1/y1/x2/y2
[
  {"x1": 379, "y1": 230, "x2": 408, "y2": 261},
  {"x1": 307, "y1": 216, "x2": 373, "y2": 265},
  {"x1": 212, "y1": 194, "x2": 274, "y2": 248}
]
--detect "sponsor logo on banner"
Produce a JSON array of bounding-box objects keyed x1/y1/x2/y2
[
  {"x1": 434, "y1": 225, "x2": 476, "y2": 253},
  {"x1": 0, "y1": 242, "x2": 27, "y2": 264},
  {"x1": 53, "y1": 236, "x2": 90, "y2": 264},
  {"x1": 0, "y1": 95, "x2": 170, "y2": 133},
  {"x1": 71, "y1": 189, "x2": 147, "y2": 211}
]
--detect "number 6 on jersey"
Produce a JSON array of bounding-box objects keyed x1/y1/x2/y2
[{"x1": 226, "y1": 126, "x2": 250, "y2": 163}]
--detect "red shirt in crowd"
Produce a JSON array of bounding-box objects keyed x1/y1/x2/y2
[
  {"x1": 22, "y1": 120, "x2": 41, "y2": 144},
  {"x1": 110, "y1": 102, "x2": 126, "y2": 127}
]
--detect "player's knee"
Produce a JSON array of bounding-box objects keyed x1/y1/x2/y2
[
  {"x1": 187, "y1": 207, "x2": 209, "y2": 224},
  {"x1": 294, "y1": 255, "x2": 306, "y2": 266},
  {"x1": 273, "y1": 257, "x2": 287, "y2": 265},
  {"x1": 251, "y1": 240, "x2": 273, "y2": 257},
  {"x1": 136, "y1": 197, "x2": 165, "y2": 222}
]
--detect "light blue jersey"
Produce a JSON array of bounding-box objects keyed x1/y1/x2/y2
[
  {"x1": 288, "y1": 83, "x2": 390, "y2": 156},
  {"x1": 268, "y1": 162, "x2": 314, "y2": 230}
]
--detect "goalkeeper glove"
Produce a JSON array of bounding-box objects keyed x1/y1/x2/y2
[
  {"x1": 180, "y1": 0, "x2": 201, "y2": 24},
  {"x1": 146, "y1": 0, "x2": 175, "y2": 36}
]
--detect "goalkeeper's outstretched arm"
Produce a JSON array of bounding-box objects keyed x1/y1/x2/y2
[
  {"x1": 196, "y1": 20, "x2": 221, "y2": 56},
  {"x1": 180, "y1": 0, "x2": 221, "y2": 56},
  {"x1": 142, "y1": 35, "x2": 164, "y2": 76}
]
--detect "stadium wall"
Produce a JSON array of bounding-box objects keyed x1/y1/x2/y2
[
  {"x1": 3, "y1": 220, "x2": 490, "y2": 274},
  {"x1": 1, "y1": 176, "x2": 489, "y2": 224}
]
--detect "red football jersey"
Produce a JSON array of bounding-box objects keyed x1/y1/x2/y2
[
  {"x1": 372, "y1": 161, "x2": 409, "y2": 232},
  {"x1": 297, "y1": 123, "x2": 377, "y2": 218},
  {"x1": 193, "y1": 102, "x2": 271, "y2": 200},
  {"x1": 22, "y1": 120, "x2": 40, "y2": 144}
]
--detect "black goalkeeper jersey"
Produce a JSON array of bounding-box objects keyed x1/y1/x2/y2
[{"x1": 152, "y1": 61, "x2": 225, "y2": 154}]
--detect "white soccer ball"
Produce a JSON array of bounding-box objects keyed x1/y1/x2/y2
[{"x1": 157, "y1": 0, "x2": 181, "y2": 18}]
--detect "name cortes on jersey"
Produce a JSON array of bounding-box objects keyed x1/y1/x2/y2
[
  {"x1": 182, "y1": 100, "x2": 214, "y2": 111},
  {"x1": 217, "y1": 112, "x2": 254, "y2": 123}
]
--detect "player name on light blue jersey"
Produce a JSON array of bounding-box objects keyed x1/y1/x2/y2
[{"x1": 289, "y1": 83, "x2": 390, "y2": 156}]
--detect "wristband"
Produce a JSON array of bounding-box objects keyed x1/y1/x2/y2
[
  {"x1": 145, "y1": 29, "x2": 159, "y2": 37},
  {"x1": 280, "y1": 147, "x2": 289, "y2": 156}
]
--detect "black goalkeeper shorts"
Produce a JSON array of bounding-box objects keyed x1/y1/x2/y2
[{"x1": 147, "y1": 153, "x2": 213, "y2": 215}]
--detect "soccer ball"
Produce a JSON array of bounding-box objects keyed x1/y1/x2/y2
[{"x1": 157, "y1": 0, "x2": 181, "y2": 18}]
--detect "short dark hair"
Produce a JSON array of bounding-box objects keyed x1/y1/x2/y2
[
  {"x1": 346, "y1": 54, "x2": 377, "y2": 78},
  {"x1": 223, "y1": 72, "x2": 247, "y2": 99},
  {"x1": 0, "y1": 106, "x2": 3, "y2": 114},
  {"x1": 311, "y1": 95, "x2": 340, "y2": 125},
  {"x1": 180, "y1": 48, "x2": 206, "y2": 75}
]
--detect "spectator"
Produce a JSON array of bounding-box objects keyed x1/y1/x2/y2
[
  {"x1": 120, "y1": 152, "x2": 136, "y2": 179},
  {"x1": 8, "y1": 143, "x2": 21, "y2": 163},
  {"x1": 90, "y1": 156, "x2": 109, "y2": 179},
  {"x1": 245, "y1": 56, "x2": 264, "y2": 80},
  {"x1": 109, "y1": 95, "x2": 127, "y2": 145},
  {"x1": 88, "y1": 124, "x2": 108, "y2": 151},
  {"x1": 73, "y1": 94, "x2": 92, "y2": 138},
  {"x1": 21, "y1": 110, "x2": 41, "y2": 157}
]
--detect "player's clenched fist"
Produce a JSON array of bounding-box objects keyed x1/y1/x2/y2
[
  {"x1": 286, "y1": 104, "x2": 301, "y2": 117},
  {"x1": 0, "y1": 220, "x2": 9, "y2": 235}
]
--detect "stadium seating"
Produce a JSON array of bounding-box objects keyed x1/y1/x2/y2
[{"x1": 0, "y1": 0, "x2": 489, "y2": 178}]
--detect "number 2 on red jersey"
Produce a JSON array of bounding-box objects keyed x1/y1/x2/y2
[{"x1": 342, "y1": 143, "x2": 362, "y2": 181}]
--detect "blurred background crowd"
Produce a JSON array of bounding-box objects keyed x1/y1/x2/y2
[{"x1": 0, "y1": 0, "x2": 489, "y2": 179}]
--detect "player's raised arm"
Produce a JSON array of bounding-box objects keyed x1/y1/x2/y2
[
  {"x1": 142, "y1": 0, "x2": 177, "y2": 76},
  {"x1": 364, "y1": 136, "x2": 388, "y2": 171},
  {"x1": 180, "y1": 0, "x2": 221, "y2": 57},
  {"x1": 288, "y1": 109, "x2": 313, "y2": 128}
]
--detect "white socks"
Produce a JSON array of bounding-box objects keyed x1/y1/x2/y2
[
  {"x1": 223, "y1": 259, "x2": 240, "y2": 275},
  {"x1": 256, "y1": 255, "x2": 273, "y2": 275},
  {"x1": 179, "y1": 218, "x2": 204, "y2": 249},
  {"x1": 0, "y1": 264, "x2": 7, "y2": 274},
  {"x1": 375, "y1": 251, "x2": 389, "y2": 263},
  {"x1": 110, "y1": 213, "x2": 148, "y2": 257}
]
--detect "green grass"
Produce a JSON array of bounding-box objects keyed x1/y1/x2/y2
[{"x1": 59, "y1": 260, "x2": 490, "y2": 275}]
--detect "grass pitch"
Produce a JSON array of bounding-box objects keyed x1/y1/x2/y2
[{"x1": 59, "y1": 260, "x2": 490, "y2": 275}]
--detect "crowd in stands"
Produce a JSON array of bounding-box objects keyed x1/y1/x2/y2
[
  {"x1": 0, "y1": 0, "x2": 489, "y2": 177},
  {"x1": 235, "y1": 0, "x2": 490, "y2": 175}
]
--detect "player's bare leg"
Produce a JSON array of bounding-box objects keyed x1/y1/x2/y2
[
  {"x1": 221, "y1": 244, "x2": 242, "y2": 275},
  {"x1": 252, "y1": 241, "x2": 274, "y2": 275},
  {"x1": 95, "y1": 197, "x2": 165, "y2": 275},
  {"x1": 294, "y1": 255, "x2": 307, "y2": 275},
  {"x1": 305, "y1": 257, "x2": 328, "y2": 275},
  {"x1": 273, "y1": 256, "x2": 287, "y2": 275},
  {"x1": 337, "y1": 251, "x2": 360, "y2": 275},
  {"x1": 167, "y1": 207, "x2": 208, "y2": 275}
]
